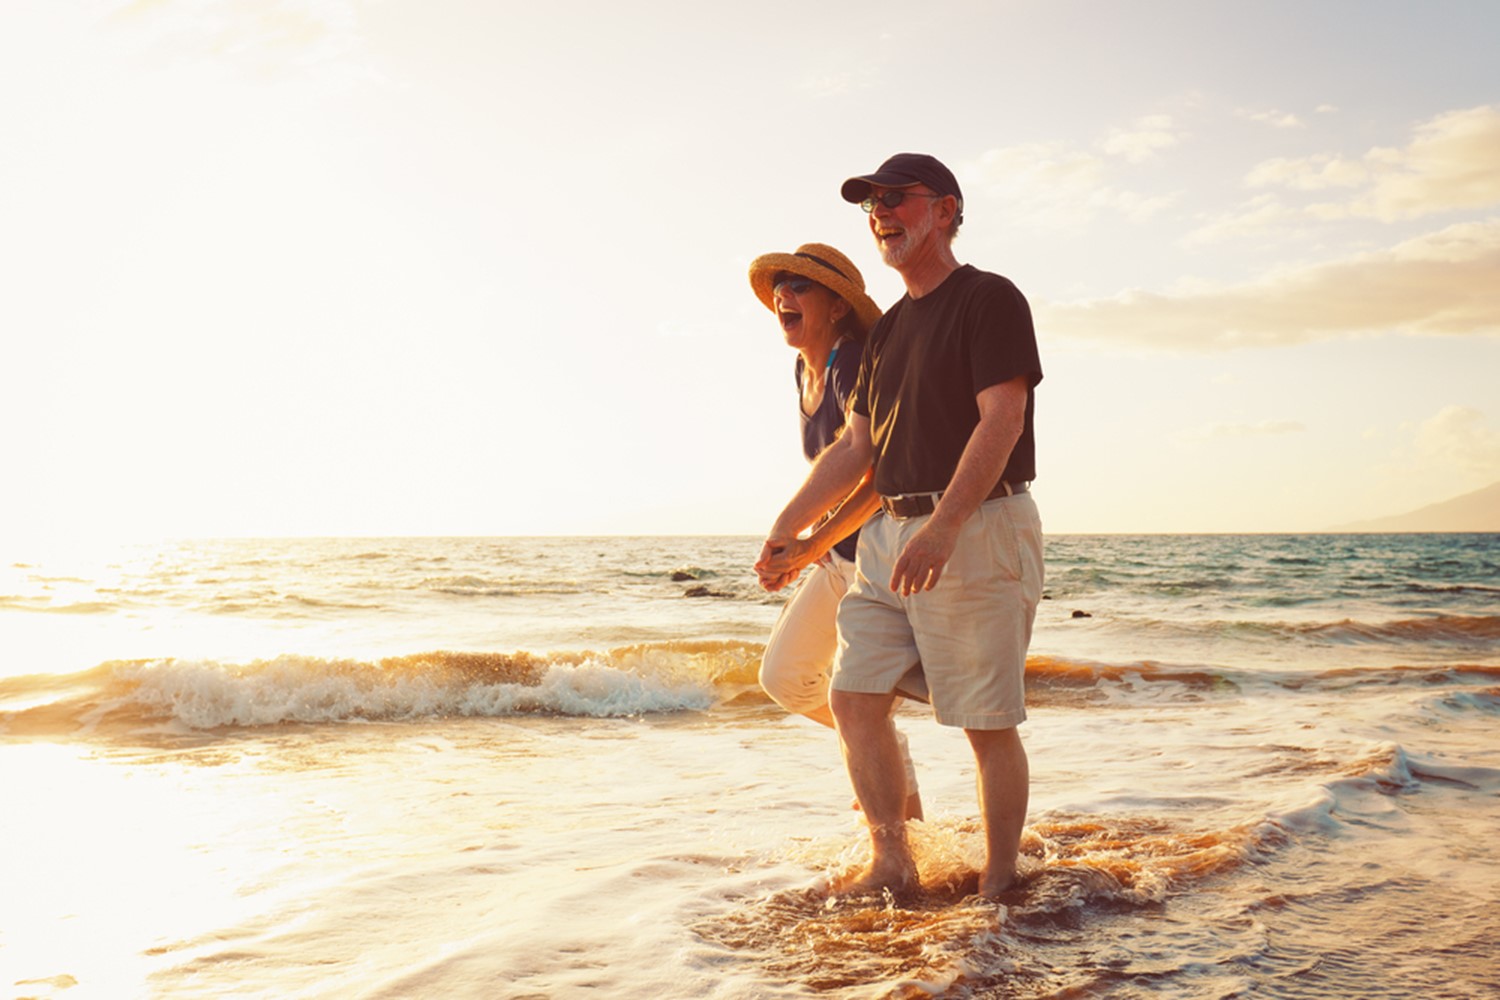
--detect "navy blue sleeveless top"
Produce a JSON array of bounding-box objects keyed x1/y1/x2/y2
[{"x1": 796, "y1": 339, "x2": 865, "y2": 562}]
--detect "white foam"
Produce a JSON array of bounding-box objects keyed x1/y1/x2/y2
[
  {"x1": 1263, "y1": 787, "x2": 1342, "y2": 836},
  {"x1": 104, "y1": 654, "x2": 717, "y2": 729},
  {"x1": 455, "y1": 659, "x2": 716, "y2": 718}
]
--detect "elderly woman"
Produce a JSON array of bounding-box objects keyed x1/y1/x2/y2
[{"x1": 749, "y1": 243, "x2": 922, "y2": 820}]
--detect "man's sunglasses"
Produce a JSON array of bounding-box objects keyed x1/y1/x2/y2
[{"x1": 859, "y1": 190, "x2": 945, "y2": 214}]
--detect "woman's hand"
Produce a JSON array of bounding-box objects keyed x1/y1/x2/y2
[{"x1": 755, "y1": 535, "x2": 821, "y2": 592}]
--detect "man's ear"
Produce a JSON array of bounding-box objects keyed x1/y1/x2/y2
[{"x1": 939, "y1": 195, "x2": 959, "y2": 225}]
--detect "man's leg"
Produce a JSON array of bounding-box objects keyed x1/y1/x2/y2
[
  {"x1": 966, "y1": 725, "x2": 1029, "y2": 896},
  {"x1": 763, "y1": 563, "x2": 925, "y2": 819},
  {"x1": 830, "y1": 687, "x2": 918, "y2": 894}
]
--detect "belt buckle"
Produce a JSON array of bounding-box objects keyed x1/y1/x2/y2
[{"x1": 886, "y1": 491, "x2": 937, "y2": 519}]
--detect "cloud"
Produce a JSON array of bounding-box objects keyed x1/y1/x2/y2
[
  {"x1": 1247, "y1": 104, "x2": 1500, "y2": 221},
  {"x1": 1041, "y1": 218, "x2": 1500, "y2": 350},
  {"x1": 1418, "y1": 405, "x2": 1500, "y2": 480},
  {"x1": 1101, "y1": 115, "x2": 1185, "y2": 163},
  {"x1": 964, "y1": 142, "x2": 1176, "y2": 230},
  {"x1": 104, "y1": 0, "x2": 373, "y2": 89},
  {"x1": 1186, "y1": 105, "x2": 1500, "y2": 245},
  {"x1": 1245, "y1": 155, "x2": 1369, "y2": 191},
  {"x1": 1182, "y1": 193, "x2": 1303, "y2": 247},
  {"x1": 1239, "y1": 108, "x2": 1305, "y2": 129},
  {"x1": 1184, "y1": 420, "x2": 1307, "y2": 441}
]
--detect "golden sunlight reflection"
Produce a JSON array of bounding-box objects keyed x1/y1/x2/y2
[
  {"x1": 2, "y1": 744, "x2": 303, "y2": 994},
  {"x1": 3, "y1": 539, "x2": 380, "y2": 682},
  {"x1": 2, "y1": 725, "x2": 569, "y2": 996}
]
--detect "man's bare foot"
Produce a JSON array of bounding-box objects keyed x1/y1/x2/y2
[
  {"x1": 833, "y1": 856, "x2": 920, "y2": 900},
  {"x1": 976, "y1": 869, "x2": 1023, "y2": 899}
]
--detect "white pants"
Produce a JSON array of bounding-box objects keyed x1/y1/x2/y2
[{"x1": 760, "y1": 553, "x2": 919, "y2": 793}]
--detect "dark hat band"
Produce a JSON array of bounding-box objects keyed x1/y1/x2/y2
[{"x1": 794, "y1": 252, "x2": 848, "y2": 280}]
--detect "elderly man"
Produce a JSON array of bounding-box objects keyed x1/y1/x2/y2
[{"x1": 761, "y1": 153, "x2": 1044, "y2": 897}]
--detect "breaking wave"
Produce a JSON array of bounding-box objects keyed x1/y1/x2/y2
[
  {"x1": 6, "y1": 648, "x2": 1499, "y2": 738},
  {"x1": 1297, "y1": 614, "x2": 1500, "y2": 643},
  {"x1": 0, "y1": 642, "x2": 763, "y2": 736}
]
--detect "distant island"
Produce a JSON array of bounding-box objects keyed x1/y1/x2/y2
[{"x1": 1334, "y1": 480, "x2": 1500, "y2": 532}]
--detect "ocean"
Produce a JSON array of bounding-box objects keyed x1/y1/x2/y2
[{"x1": 2, "y1": 532, "x2": 1497, "y2": 999}]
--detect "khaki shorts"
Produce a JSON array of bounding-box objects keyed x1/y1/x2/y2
[{"x1": 832, "y1": 492, "x2": 1044, "y2": 730}]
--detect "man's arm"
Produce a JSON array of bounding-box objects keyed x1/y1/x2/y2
[
  {"x1": 803, "y1": 471, "x2": 881, "y2": 559},
  {"x1": 755, "y1": 470, "x2": 879, "y2": 588},
  {"x1": 756, "y1": 412, "x2": 876, "y2": 589},
  {"x1": 888, "y1": 376, "x2": 1028, "y2": 596}
]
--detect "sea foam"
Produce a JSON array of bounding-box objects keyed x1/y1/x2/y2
[{"x1": 78, "y1": 646, "x2": 741, "y2": 730}]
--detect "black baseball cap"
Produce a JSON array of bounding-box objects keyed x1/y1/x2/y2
[{"x1": 840, "y1": 153, "x2": 964, "y2": 217}]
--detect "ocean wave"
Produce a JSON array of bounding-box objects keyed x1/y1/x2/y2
[
  {"x1": 417, "y1": 575, "x2": 590, "y2": 597},
  {"x1": 282, "y1": 594, "x2": 385, "y2": 611},
  {"x1": 1402, "y1": 582, "x2": 1500, "y2": 596},
  {"x1": 0, "y1": 597, "x2": 118, "y2": 615},
  {"x1": 1027, "y1": 655, "x2": 1240, "y2": 696},
  {"x1": 1424, "y1": 686, "x2": 1500, "y2": 716},
  {"x1": 1085, "y1": 611, "x2": 1500, "y2": 651},
  {"x1": 1297, "y1": 614, "x2": 1500, "y2": 643},
  {"x1": 1265, "y1": 743, "x2": 1500, "y2": 836},
  {"x1": 1026, "y1": 656, "x2": 1500, "y2": 707},
  {"x1": 0, "y1": 642, "x2": 765, "y2": 736},
  {"x1": 200, "y1": 593, "x2": 384, "y2": 617},
  {"x1": 9, "y1": 651, "x2": 1497, "y2": 738},
  {"x1": 1299, "y1": 663, "x2": 1500, "y2": 693}
]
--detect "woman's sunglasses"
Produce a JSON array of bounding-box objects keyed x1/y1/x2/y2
[{"x1": 772, "y1": 276, "x2": 819, "y2": 296}]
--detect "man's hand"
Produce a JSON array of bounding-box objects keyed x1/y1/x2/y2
[
  {"x1": 889, "y1": 519, "x2": 960, "y2": 596},
  {"x1": 757, "y1": 536, "x2": 819, "y2": 580},
  {"x1": 756, "y1": 535, "x2": 813, "y2": 592}
]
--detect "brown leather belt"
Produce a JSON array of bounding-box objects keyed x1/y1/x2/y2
[{"x1": 879, "y1": 481, "x2": 1029, "y2": 519}]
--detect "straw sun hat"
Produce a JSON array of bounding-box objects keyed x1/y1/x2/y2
[{"x1": 748, "y1": 243, "x2": 882, "y2": 336}]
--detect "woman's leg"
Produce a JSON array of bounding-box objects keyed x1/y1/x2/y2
[
  {"x1": 761, "y1": 557, "x2": 922, "y2": 819},
  {"x1": 759, "y1": 562, "x2": 843, "y2": 727}
]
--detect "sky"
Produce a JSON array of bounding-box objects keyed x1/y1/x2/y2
[{"x1": 3, "y1": 0, "x2": 1499, "y2": 540}]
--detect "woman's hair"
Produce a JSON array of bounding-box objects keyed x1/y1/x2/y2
[{"x1": 835, "y1": 306, "x2": 866, "y2": 343}]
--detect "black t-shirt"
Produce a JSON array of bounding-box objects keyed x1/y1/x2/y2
[
  {"x1": 796, "y1": 340, "x2": 864, "y2": 561},
  {"x1": 852, "y1": 265, "x2": 1041, "y2": 497}
]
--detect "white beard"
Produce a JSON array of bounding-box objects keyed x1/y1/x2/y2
[{"x1": 878, "y1": 206, "x2": 935, "y2": 269}]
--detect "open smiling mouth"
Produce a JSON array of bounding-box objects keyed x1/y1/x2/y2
[{"x1": 779, "y1": 308, "x2": 802, "y2": 331}]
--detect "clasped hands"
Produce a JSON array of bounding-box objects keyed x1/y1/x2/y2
[{"x1": 754, "y1": 535, "x2": 818, "y2": 592}]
